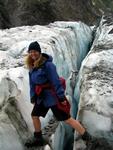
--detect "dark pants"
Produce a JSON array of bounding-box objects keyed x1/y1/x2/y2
[{"x1": 31, "y1": 102, "x2": 70, "y2": 121}]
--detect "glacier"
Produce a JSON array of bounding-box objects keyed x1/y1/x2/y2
[
  {"x1": 0, "y1": 21, "x2": 92, "y2": 150},
  {"x1": 74, "y1": 14, "x2": 113, "y2": 150}
]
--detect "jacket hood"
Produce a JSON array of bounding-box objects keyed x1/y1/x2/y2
[{"x1": 42, "y1": 53, "x2": 53, "y2": 63}]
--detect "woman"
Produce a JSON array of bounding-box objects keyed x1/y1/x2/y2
[{"x1": 25, "y1": 41, "x2": 92, "y2": 148}]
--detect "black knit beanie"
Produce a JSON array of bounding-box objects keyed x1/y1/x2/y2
[{"x1": 28, "y1": 41, "x2": 41, "y2": 53}]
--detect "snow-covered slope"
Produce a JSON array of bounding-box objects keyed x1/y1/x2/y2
[
  {"x1": 0, "y1": 21, "x2": 92, "y2": 150},
  {"x1": 74, "y1": 15, "x2": 113, "y2": 150}
]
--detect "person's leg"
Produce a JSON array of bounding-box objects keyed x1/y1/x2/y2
[
  {"x1": 64, "y1": 117, "x2": 85, "y2": 135},
  {"x1": 51, "y1": 105, "x2": 85, "y2": 135},
  {"x1": 64, "y1": 117, "x2": 93, "y2": 142},
  {"x1": 25, "y1": 115, "x2": 44, "y2": 147},
  {"x1": 31, "y1": 102, "x2": 49, "y2": 132},
  {"x1": 51, "y1": 105, "x2": 92, "y2": 141},
  {"x1": 25, "y1": 103, "x2": 48, "y2": 147},
  {"x1": 32, "y1": 116, "x2": 41, "y2": 132}
]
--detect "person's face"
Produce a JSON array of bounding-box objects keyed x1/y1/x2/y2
[{"x1": 28, "y1": 50, "x2": 40, "y2": 61}]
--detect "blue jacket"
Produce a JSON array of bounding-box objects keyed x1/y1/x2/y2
[{"x1": 29, "y1": 53, "x2": 65, "y2": 107}]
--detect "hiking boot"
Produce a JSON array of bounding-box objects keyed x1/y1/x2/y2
[
  {"x1": 25, "y1": 131, "x2": 45, "y2": 148},
  {"x1": 81, "y1": 131, "x2": 93, "y2": 141},
  {"x1": 81, "y1": 131, "x2": 94, "y2": 148}
]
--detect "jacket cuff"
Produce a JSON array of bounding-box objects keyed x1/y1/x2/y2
[
  {"x1": 31, "y1": 94, "x2": 37, "y2": 104},
  {"x1": 59, "y1": 96, "x2": 65, "y2": 102}
]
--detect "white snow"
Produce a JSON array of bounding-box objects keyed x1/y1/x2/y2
[
  {"x1": 76, "y1": 16, "x2": 113, "y2": 144},
  {"x1": 0, "y1": 21, "x2": 92, "y2": 150}
]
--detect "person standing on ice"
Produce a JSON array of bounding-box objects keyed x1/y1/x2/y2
[{"x1": 25, "y1": 41, "x2": 92, "y2": 147}]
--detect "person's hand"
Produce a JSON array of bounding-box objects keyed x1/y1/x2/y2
[
  {"x1": 31, "y1": 94, "x2": 37, "y2": 104},
  {"x1": 59, "y1": 96, "x2": 66, "y2": 102}
]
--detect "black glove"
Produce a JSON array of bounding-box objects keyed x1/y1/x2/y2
[
  {"x1": 81, "y1": 131, "x2": 93, "y2": 141},
  {"x1": 31, "y1": 94, "x2": 37, "y2": 104},
  {"x1": 59, "y1": 96, "x2": 66, "y2": 102}
]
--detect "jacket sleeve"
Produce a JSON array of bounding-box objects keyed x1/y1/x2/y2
[
  {"x1": 45, "y1": 62, "x2": 65, "y2": 101},
  {"x1": 29, "y1": 72, "x2": 37, "y2": 103}
]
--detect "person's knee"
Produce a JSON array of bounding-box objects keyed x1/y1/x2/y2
[{"x1": 31, "y1": 115, "x2": 39, "y2": 120}]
